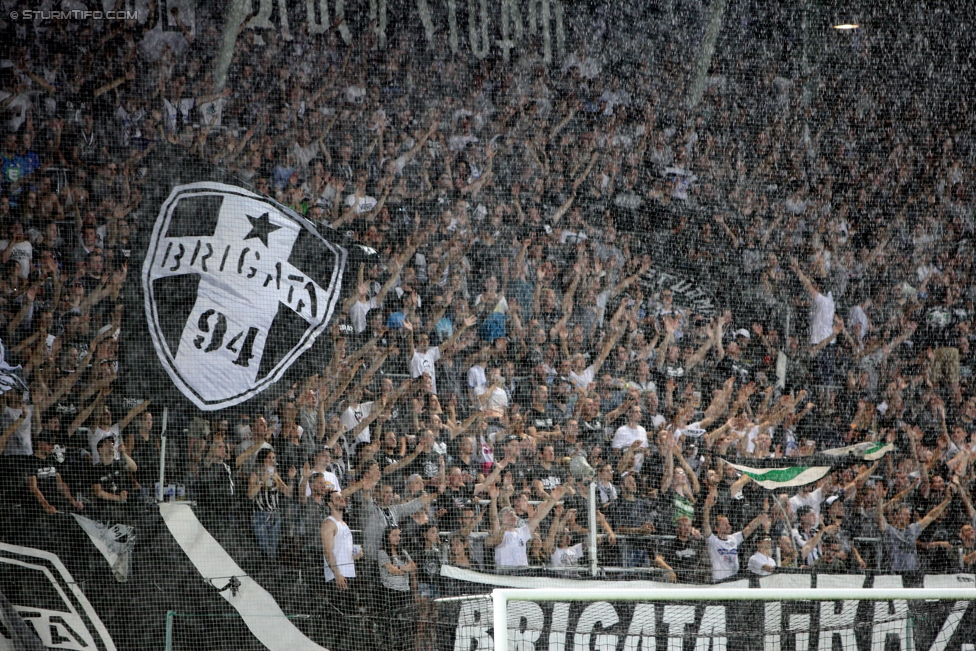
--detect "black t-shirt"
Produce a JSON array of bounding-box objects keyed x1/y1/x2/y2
[
  {"x1": 277, "y1": 441, "x2": 306, "y2": 478},
  {"x1": 656, "y1": 536, "x2": 705, "y2": 583},
  {"x1": 90, "y1": 459, "x2": 130, "y2": 498},
  {"x1": 526, "y1": 406, "x2": 559, "y2": 431},
  {"x1": 21, "y1": 454, "x2": 62, "y2": 511},
  {"x1": 52, "y1": 388, "x2": 82, "y2": 444},
  {"x1": 417, "y1": 451, "x2": 443, "y2": 483},
  {"x1": 197, "y1": 461, "x2": 236, "y2": 511},
  {"x1": 579, "y1": 418, "x2": 606, "y2": 446},
  {"x1": 129, "y1": 435, "x2": 161, "y2": 489},
  {"x1": 499, "y1": 456, "x2": 531, "y2": 492},
  {"x1": 400, "y1": 517, "x2": 426, "y2": 559},
  {"x1": 529, "y1": 463, "x2": 567, "y2": 494},
  {"x1": 438, "y1": 484, "x2": 475, "y2": 532}
]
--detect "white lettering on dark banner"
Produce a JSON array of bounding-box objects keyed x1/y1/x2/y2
[
  {"x1": 244, "y1": 0, "x2": 566, "y2": 62},
  {"x1": 449, "y1": 574, "x2": 976, "y2": 651}
]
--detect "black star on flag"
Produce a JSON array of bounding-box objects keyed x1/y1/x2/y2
[{"x1": 244, "y1": 212, "x2": 281, "y2": 247}]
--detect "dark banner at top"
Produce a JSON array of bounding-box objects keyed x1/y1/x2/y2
[{"x1": 122, "y1": 147, "x2": 370, "y2": 415}]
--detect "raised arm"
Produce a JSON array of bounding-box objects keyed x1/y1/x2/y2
[
  {"x1": 789, "y1": 256, "x2": 820, "y2": 300},
  {"x1": 436, "y1": 315, "x2": 477, "y2": 354},
  {"x1": 742, "y1": 511, "x2": 769, "y2": 540},
  {"x1": 590, "y1": 324, "x2": 624, "y2": 378},
  {"x1": 702, "y1": 489, "x2": 716, "y2": 538},
  {"x1": 527, "y1": 484, "x2": 568, "y2": 535},
  {"x1": 800, "y1": 523, "x2": 838, "y2": 561},
  {"x1": 484, "y1": 484, "x2": 504, "y2": 547},
  {"x1": 875, "y1": 483, "x2": 889, "y2": 531},
  {"x1": 117, "y1": 399, "x2": 151, "y2": 431},
  {"x1": 918, "y1": 494, "x2": 953, "y2": 532},
  {"x1": 675, "y1": 451, "x2": 701, "y2": 495}
]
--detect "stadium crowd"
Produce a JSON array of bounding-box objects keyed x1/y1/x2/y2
[{"x1": 1, "y1": 3, "x2": 976, "y2": 650}]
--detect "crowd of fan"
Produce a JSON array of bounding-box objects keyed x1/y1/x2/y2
[{"x1": 2, "y1": 5, "x2": 976, "y2": 649}]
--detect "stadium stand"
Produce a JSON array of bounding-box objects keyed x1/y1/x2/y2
[{"x1": 1, "y1": 0, "x2": 976, "y2": 649}]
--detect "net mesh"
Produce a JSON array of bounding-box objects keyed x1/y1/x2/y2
[{"x1": 0, "y1": 0, "x2": 975, "y2": 650}]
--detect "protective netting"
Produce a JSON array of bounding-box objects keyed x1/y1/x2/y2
[{"x1": 1, "y1": 0, "x2": 976, "y2": 650}]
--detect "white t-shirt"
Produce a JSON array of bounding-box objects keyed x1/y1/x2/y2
[
  {"x1": 467, "y1": 365, "x2": 487, "y2": 397},
  {"x1": 707, "y1": 532, "x2": 744, "y2": 582},
  {"x1": 0, "y1": 91, "x2": 30, "y2": 132},
  {"x1": 90, "y1": 424, "x2": 121, "y2": 464},
  {"x1": 197, "y1": 97, "x2": 226, "y2": 128},
  {"x1": 345, "y1": 193, "x2": 378, "y2": 214},
  {"x1": 612, "y1": 424, "x2": 648, "y2": 450},
  {"x1": 1, "y1": 405, "x2": 31, "y2": 456},
  {"x1": 810, "y1": 291, "x2": 835, "y2": 345},
  {"x1": 789, "y1": 488, "x2": 824, "y2": 517},
  {"x1": 569, "y1": 365, "x2": 597, "y2": 391},
  {"x1": 304, "y1": 470, "x2": 342, "y2": 497},
  {"x1": 410, "y1": 347, "x2": 442, "y2": 394},
  {"x1": 0, "y1": 240, "x2": 33, "y2": 278},
  {"x1": 289, "y1": 141, "x2": 320, "y2": 173},
  {"x1": 551, "y1": 543, "x2": 585, "y2": 567},
  {"x1": 495, "y1": 524, "x2": 531, "y2": 568},
  {"x1": 848, "y1": 305, "x2": 869, "y2": 343},
  {"x1": 482, "y1": 386, "x2": 509, "y2": 414},
  {"x1": 748, "y1": 551, "x2": 776, "y2": 576},
  {"x1": 349, "y1": 297, "x2": 378, "y2": 334},
  {"x1": 340, "y1": 402, "x2": 374, "y2": 445}
]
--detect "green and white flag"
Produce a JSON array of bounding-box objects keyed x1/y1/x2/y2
[
  {"x1": 821, "y1": 441, "x2": 894, "y2": 461},
  {"x1": 725, "y1": 441, "x2": 894, "y2": 490},
  {"x1": 725, "y1": 462, "x2": 833, "y2": 490}
]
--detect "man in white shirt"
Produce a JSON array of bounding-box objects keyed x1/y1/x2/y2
[
  {"x1": 611, "y1": 405, "x2": 647, "y2": 450},
  {"x1": 466, "y1": 348, "x2": 489, "y2": 408},
  {"x1": 789, "y1": 482, "x2": 825, "y2": 518},
  {"x1": 404, "y1": 315, "x2": 476, "y2": 394},
  {"x1": 0, "y1": 400, "x2": 31, "y2": 457},
  {"x1": 0, "y1": 220, "x2": 33, "y2": 278},
  {"x1": 703, "y1": 489, "x2": 768, "y2": 582},
  {"x1": 477, "y1": 368, "x2": 509, "y2": 418},
  {"x1": 340, "y1": 395, "x2": 373, "y2": 446},
  {"x1": 486, "y1": 483, "x2": 567, "y2": 568},
  {"x1": 790, "y1": 256, "x2": 839, "y2": 405},
  {"x1": 347, "y1": 265, "x2": 401, "y2": 334},
  {"x1": 568, "y1": 329, "x2": 621, "y2": 391},
  {"x1": 748, "y1": 535, "x2": 777, "y2": 576}
]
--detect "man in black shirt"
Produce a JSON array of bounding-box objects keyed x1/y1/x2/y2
[
  {"x1": 199, "y1": 439, "x2": 236, "y2": 505},
  {"x1": 530, "y1": 444, "x2": 567, "y2": 500},
  {"x1": 604, "y1": 473, "x2": 658, "y2": 567},
  {"x1": 654, "y1": 515, "x2": 705, "y2": 583},
  {"x1": 436, "y1": 466, "x2": 476, "y2": 532},
  {"x1": 526, "y1": 385, "x2": 559, "y2": 432},
  {"x1": 25, "y1": 430, "x2": 84, "y2": 517}
]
